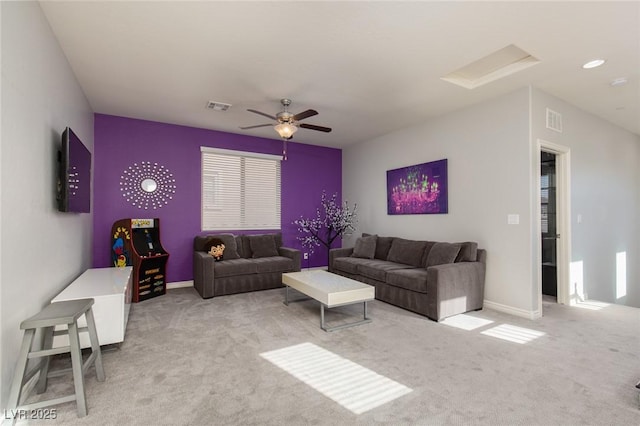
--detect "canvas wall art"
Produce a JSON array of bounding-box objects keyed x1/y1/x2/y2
[{"x1": 387, "y1": 159, "x2": 448, "y2": 215}]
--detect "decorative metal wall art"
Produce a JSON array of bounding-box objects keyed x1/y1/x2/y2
[{"x1": 120, "y1": 162, "x2": 177, "y2": 209}]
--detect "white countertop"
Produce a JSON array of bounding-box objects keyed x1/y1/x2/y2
[{"x1": 52, "y1": 267, "x2": 132, "y2": 300}]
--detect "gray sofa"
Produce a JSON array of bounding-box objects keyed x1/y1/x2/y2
[
  {"x1": 193, "y1": 233, "x2": 301, "y2": 299},
  {"x1": 329, "y1": 233, "x2": 486, "y2": 321}
]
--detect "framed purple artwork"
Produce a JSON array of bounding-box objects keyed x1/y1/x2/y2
[{"x1": 387, "y1": 159, "x2": 448, "y2": 215}]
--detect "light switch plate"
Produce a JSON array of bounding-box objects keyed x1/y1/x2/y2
[{"x1": 507, "y1": 214, "x2": 520, "y2": 225}]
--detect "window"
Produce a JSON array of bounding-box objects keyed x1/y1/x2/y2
[
  {"x1": 540, "y1": 174, "x2": 549, "y2": 234},
  {"x1": 201, "y1": 147, "x2": 281, "y2": 230}
]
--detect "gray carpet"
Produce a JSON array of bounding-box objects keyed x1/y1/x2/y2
[{"x1": 19, "y1": 287, "x2": 640, "y2": 425}]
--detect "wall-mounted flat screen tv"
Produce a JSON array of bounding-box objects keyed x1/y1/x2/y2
[{"x1": 57, "y1": 127, "x2": 91, "y2": 213}]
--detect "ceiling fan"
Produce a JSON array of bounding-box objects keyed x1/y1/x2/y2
[{"x1": 240, "y1": 98, "x2": 332, "y2": 140}]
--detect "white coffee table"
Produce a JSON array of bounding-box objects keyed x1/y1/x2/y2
[{"x1": 282, "y1": 270, "x2": 375, "y2": 332}]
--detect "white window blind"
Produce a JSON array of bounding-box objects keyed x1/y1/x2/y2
[{"x1": 201, "y1": 148, "x2": 281, "y2": 230}]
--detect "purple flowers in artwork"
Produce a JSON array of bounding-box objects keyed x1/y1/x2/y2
[{"x1": 294, "y1": 191, "x2": 357, "y2": 254}]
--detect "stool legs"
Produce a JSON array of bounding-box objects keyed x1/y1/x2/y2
[
  {"x1": 68, "y1": 321, "x2": 87, "y2": 417},
  {"x1": 85, "y1": 309, "x2": 105, "y2": 382},
  {"x1": 7, "y1": 328, "x2": 36, "y2": 413},
  {"x1": 36, "y1": 326, "x2": 55, "y2": 394}
]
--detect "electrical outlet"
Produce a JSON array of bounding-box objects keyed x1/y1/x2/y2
[{"x1": 303, "y1": 253, "x2": 309, "y2": 260}]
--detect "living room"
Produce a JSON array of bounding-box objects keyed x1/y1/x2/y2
[{"x1": 2, "y1": 1, "x2": 639, "y2": 424}]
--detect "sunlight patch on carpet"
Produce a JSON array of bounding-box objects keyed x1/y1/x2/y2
[
  {"x1": 575, "y1": 300, "x2": 610, "y2": 311},
  {"x1": 260, "y1": 342, "x2": 412, "y2": 414},
  {"x1": 481, "y1": 324, "x2": 545, "y2": 344},
  {"x1": 441, "y1": 314, "x2": 494, "y2": 331}
]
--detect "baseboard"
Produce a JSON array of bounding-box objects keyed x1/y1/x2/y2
[
  {"x1": 167, "y1": 280, "x2": 193, "y2": 289},
  {"x1": 483, "y1": 300, "x2": 540, "y2": 320}
]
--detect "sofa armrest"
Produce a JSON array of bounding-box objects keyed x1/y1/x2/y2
[
  {"x1": 193, "y1": 251, "x2": 216, "y2": 298},
  {"x1": 329, "y1": 247, "x2": 354, "y2": 272},
  {"x1": 426, "y1": 261, "x2": 486, "y2": 321},
  {"x1": 278, "y1": 247, "x2": 302, "y2": 272}
]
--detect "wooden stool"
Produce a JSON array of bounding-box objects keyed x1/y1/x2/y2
[{"x1": 7, "y1": 298, "x2": 105, "y2": 418}]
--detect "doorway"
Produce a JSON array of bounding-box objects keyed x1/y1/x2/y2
[
  {"x1": 541, "y1": 152, "x2": 557, "y2": 300},
  {"x1": 536, "y1": 139, "x2": 572, "y2": 314}
]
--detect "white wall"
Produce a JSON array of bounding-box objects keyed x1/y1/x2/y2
[
  {"x1": 343, "y1": 88, "x2": 536, "y2": 316},
  {"x1": 343, "y1": 85, "x2": 640, "y2": 320},
  {"x1": 531, "y1": 88, "x2": 640, "y2": 308},
  {"x1": 1, "y1": 2, "x2": 93, "y2": 410}
]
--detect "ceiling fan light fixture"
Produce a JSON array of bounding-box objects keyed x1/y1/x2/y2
[{"x1": 274, "y1": 122, "x2": 298, "y2": 139}]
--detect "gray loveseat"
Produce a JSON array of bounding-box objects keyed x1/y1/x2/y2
[
  {"x1": 193, "y1": 233, "x2": 301, "y2": 299},
  {"x1": 329, "y1": 233, "x2": 486, "y2": 321}
]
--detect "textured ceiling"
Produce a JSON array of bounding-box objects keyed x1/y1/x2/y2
[{"x1": 40, "y1": 1, "x2": 640, "y2": 148}]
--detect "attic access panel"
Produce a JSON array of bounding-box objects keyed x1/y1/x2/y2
[{"x1": 441, "y1": 44, "x2": 540, "y2": 89}]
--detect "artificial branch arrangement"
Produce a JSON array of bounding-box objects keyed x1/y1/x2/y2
[{"x1": 294, "y1": 191, "x2": 358, "y2": 263}]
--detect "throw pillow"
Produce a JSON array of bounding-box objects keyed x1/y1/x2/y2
[
  {"x1": 249, "y1": 234, "x2": 279, "y2": 258},
  {"x1": 351, "y1": 234, "x2": 377, "y2": 259},
  {"x1": 420, "y1": 241, "x2": 438, "y2": 266},
  {"x1": 426, "y1": 242, "x2": 461, "y2": 267},
  {"x1": 455, "y1": 242, "x2": 478, "y2": 262},
  {"x1": 208, "y1": 234, "x2": 239, "y2": 260},
  {"x1": 204, "y1": 238, "x2": 226, "y2": 261},
  {"x1": 387, "y1": 238, "x2": 428, "y2": 267},
  {"x1": 374, "y1": 236, "x2": 394, "y2": 260}
]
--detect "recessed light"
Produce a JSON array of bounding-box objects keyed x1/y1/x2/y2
[
  {"x1": 582, "y1": 59, "x2": 605, "y2": 69},
  {"x1": 610, "y1": 77, "x2": 628, "y2": 87}
]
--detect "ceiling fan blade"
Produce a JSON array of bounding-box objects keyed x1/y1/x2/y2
[
  {"x1": 300, "y1": 123, "x2": 332, "y2": 133},
  {"x1": 292, "y1": 109, "x2": 318, "y2": 121},
  {"x1": 239, "y1": 124, "x2": 273, "y2": 130},
  {"x1": 247, "y1": 109, "x2": 277, "y2": 120}
]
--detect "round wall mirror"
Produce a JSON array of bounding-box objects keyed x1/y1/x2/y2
[{"x1": 141, "y1": 178, "x2": 158, "y2": 193}]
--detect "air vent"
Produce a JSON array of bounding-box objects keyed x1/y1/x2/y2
[
  {"x1": 206, "y1": 101, "x2": 231, "y2": 111},
  {"x1": 441, "y1": 44, "x2": 540, "y2": 89},
  {"x1": 546, "y1": 108, "x2": 563, "y2": 133}
]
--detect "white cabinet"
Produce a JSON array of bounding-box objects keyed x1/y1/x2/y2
[{"x1": 52, "y1": 267, "x2": 132, "y2": 348}]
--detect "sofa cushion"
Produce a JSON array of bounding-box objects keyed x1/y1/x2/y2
[
  {"x1": 333, "y1": 257, "x2": 373, "y2": 275},
  {"x1": 426, "y1": 242, "x2": 461, "y2": 267},
  {"x1": 386, "y1": 269, "x2": 429, "y2": 294},
  {"x1": 252, "y1": 256, "x2": 295, "y2": 274},
  {"x1": 240, "y1": 233, "x2": 283, "y2": 258},
  {"x1": 455, "y1": 242, "x2": 478, "y2": 262},
  {"x1": 249, "y1": 235, "x2": 279, "y2": 258},
  {"x1": 352, "y1": 235, "x2": 377, "y2": 259},
  {"x1": 364, "y1": 233, "x2": 394, "y2": 260},
  {"x1": 193, "y1": 236, "x2": 206, "y2": 251},
  {"x1": 206, "y1": 234, "x2": 240, "y2": 259},
  {"x1": 420, "y1": 241, "x2": 438, "y2": 267},
  {"x1": 213, "y1": 258, "x2": 256, "y2": 277},
  {"x1": 387, "y1": 238, "x2": 428, "y2": 267},
  {"x1": 357, "y1": 260, "x2": 413, "y2": 282},
  {"x1": 236, "y1": 235, "x2": 246, "y2": 258},
  {"x1": 375, "y1": 237, "x2": 394, "y2": 260}
]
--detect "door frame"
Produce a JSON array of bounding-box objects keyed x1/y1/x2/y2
[{"x1": 535, "y1": 139, "x2": 572, "y2": 313}]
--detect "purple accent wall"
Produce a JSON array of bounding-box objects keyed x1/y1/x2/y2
[{"x1": 93, "y1": 114, "x2": 342, "y2": 282}]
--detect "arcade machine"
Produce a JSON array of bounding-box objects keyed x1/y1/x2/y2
[{"x1": 111, "y1": 218, "x2": 169, "y2": 302}]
